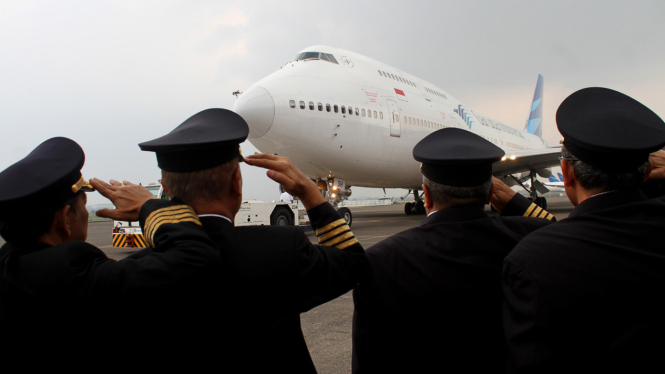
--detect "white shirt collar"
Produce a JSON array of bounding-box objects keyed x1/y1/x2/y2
[{"x1": 198, "y1": 214, "x2": 232, "y2": 224}]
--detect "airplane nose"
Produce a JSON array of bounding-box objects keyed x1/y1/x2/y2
[{"x1": 233, "y1": 86, "x2": 275, "y2": 139}]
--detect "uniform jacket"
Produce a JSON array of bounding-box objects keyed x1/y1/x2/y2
[
  {"x1": 0, "y1": 199, "x2": 220, "y2": 365},
  {"x1": 503, "y1": 189, "x2": 665, "y2": 373},
  {"x1": 352, "y1": 202, "x2": 552, "y2": 373},
  {"x1": 129, "y1": 201, "x2": 367, "y2": 373}
]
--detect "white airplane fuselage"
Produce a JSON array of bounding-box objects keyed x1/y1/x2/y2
[{"x1": 234, "y1": 45, "x2": 548, "y2": 190}]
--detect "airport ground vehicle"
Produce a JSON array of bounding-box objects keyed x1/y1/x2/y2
[{"x1": 112, "y1": 184, "x2": 312, "y2": 248}]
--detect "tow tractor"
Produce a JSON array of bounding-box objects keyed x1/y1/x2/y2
[{"x1": 112, "y1": 184, "x2": 311, "y2": 248}]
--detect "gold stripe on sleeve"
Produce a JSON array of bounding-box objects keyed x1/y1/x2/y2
[
  {"x1": 315, "y1": 218, "x2": 346, "y2": 236},
  {"x1": 538, "y1": 209, "x2": 549, "y2": 218},
  {"x1": 144, "y1": 205, "x2": 201, "y2": 248},
  {"x1": 318, "y1": 225, "x2": 352, "y2": 243},
  {"x1": 336, "y1": 238, "x2": 360, "y2": 250},
  {"x1": 523, "y1": 203, "x2": 537, "y2": 217},
  {"x1": 531, "y1": 206, "x2": 543, "y2": 218},
  {"x1": 321, "y1": 231, "x2": 355, "y2": 247}
]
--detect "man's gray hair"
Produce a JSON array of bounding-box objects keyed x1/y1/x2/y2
[
  {"x1": 423, "y1": 176, "x2": 493, "y2": 206},
  {"x1": 561, "y1": 145, "x2": 648, "y2": 191}
]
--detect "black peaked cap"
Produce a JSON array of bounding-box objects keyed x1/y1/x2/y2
[
  {"x1": 0, "y1": 137, "x2": 91, "y2": 218},
  {"x1": 557, "y1": 87, "x2": 665, "y2": 172},
  {"x1": 139, "y1": 108, "x2": 249, "y2": 172},
  {"x1": 413, "y1": 128, "x2": 505, "y2": 187}
]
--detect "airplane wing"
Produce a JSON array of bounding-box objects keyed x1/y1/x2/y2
[{"x1": 492, "y1": 146, "x2": 562, "y2": 176}]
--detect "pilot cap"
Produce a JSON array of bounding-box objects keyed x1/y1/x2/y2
[
  {"x1": 0, "y1": 137, "x2": 93, "y2": 219},
  {"x1": 557, "y1": 87, "x2": 665, "y2": 172},
  {"x1": 139, "y1": 108, "x2": 249, "y2": 172},
  {"x1": 413, "y1": 128, "x2": 505, "y2": 187}
]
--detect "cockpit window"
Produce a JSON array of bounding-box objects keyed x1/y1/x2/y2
[{"x1": 293, "y1": 52, "x2": 339, "y2": 64}]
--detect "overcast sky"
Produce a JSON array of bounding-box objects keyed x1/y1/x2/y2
[{"x1": 2, "y1": 0, "x2": 663, "y2": 204}]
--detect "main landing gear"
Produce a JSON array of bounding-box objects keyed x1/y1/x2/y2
[
  {"x1": 317, "y1": 177, "x2": 354, "y2": 226},
  {"x1": 509, "y1": 170, "x2": 549, "y2": 210},
  {"x1": 404, "y1": 189, "x2": 426, "y2": 215}
]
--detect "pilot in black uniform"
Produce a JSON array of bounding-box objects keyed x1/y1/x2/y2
[
  {"x1": 136, "y1": 109, "x2": 368, "y2": 373},
  {"x1": 0, "y1": 137, "x2": 220, "y2": 365},
  {"x1": 502, "y1": 87, "x2": 665, "y2": 373},
  {"x1": 351, "y1": 128, "x2": 554, "y2": 373}
]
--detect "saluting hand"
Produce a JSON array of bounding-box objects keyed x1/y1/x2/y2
[
  {"x1": 489, "y1": 177, "x2": 517, "y2": 212},
  {"x1": 244, "y1": 153, "x2": 326, "y2": 210},
  {"x1": 91, "y1": 178, "x2": 157, "y2": 221}
]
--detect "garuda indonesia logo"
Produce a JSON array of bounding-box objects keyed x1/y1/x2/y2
[{"x1": 453, "y1": 105, "x2": 474, "y2": 129}]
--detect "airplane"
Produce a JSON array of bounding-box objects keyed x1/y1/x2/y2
[{"x1": 233, "y1": 46, "x2": 561, "y2": 223}]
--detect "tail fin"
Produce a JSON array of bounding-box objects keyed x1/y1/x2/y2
[
  {"x1": 524, "y1": 74, "x2": 544, "y2": 138},
  {"x1": 548, "y1": 175, "x2": 559, "y2": 183},
  {"x1": 557, "y1": 172, "x2": 563, "y2": 181}
]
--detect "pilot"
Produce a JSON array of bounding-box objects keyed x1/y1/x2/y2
[
  {"x1": 351, "y1": 128, "x2": 555, "y2": 373},
  {"x1": 135, "y1": 108, "x2": 368, "y2": 373},
  {"x1": 501, "y1": 87, "x2": 665, "y2": 373},
  {"x1": 0, "y1": 137, "x2": 220, "y2": 364}
]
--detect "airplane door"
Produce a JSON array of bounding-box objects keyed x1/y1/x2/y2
[{"x1": 387, "y1": 99, "x2": 400, "y2": 137}]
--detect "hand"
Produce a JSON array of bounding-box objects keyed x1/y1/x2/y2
[
  {"x1": 91, "y1": 178, "x2": 157, "y2": 221},
  {"x1": 244, "y1": 153, "x2": 326, "y2": 210},
  {"x1": 489, "y1": 177, "x2": 517, "y2": 212},
  {"x1": 647, "y1": 150, "x2": 665, "y2": 181}
]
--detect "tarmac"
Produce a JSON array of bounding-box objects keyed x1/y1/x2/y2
[{"x1": 0, "y1": 197, "x2": 574, "y2": 373}]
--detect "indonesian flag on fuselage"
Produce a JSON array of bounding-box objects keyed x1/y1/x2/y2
[{"x1": 394, "y1": 88, "x2": 405, "y2": 96}]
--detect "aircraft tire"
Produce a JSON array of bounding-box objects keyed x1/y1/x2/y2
[
  {"x1": 535, "y1": 197, "x2": 548, "y2": 210},
  {"x1": 338, "y1": 207, "x2": 353, "y2": 227},
  {"x1": 270, "y1": 206, "x2": 294, "y2": 226},
  {"x1": 415, "y1": 200, "x2": 426, "y2": 215},
  {"x1": 405, "y1": 202, "x2": 413, "y2": 215}
]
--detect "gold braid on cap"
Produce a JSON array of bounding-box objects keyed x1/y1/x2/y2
[{"x1": 71, "y1": 175, "x2": 95, "y2": 193}]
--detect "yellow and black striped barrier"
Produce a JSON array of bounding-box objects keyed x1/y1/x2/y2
[{"x1": 112, "y1": 233, "x2": 148, "y2": 248}]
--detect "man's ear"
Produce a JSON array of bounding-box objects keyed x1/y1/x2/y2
[
  {"x1": 232, "y1": 167, "x2": 242, "y2": 197},
  {"x1": 422, "y1": 183, "x2": 434, "y2": 209},
  {"x1": 53, "y1": 204, "x2": 72, "y2": 237},
  {"x1": 561, "y1": 160, "x2": 576, "y2": 188},
  {"x1": 160, "y1": 180, "x2": 173, "y2": 198}
]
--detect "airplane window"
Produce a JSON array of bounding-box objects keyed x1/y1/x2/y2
[
  {"x1": 320, "y1": 53, "x2": 331, "y2": 62},
  {"x1": 299, "y1": 101, "x2": 305, "y2": 109},
  {"x1": 318, "y1": 102, "x2": 323, "y2": 111},
  {"x1": 374, "y1": 110, "x2": 377, "y2": 118},
  {"x1": 326, "y1": 54, "x2": 338, "y2": 64},
  {"x1": 341, "y1": 106, "x2": 346, "y2": 114},
  {"x1": 326, "y1": 103, "x2": 331, "y2": 112},
  {"x1": 362, "y1": 109, "x2": 366, "y2": 117},
  {"x1": 379, "y1": 112, "x2": 383, "y2": 119},
  {"x1": 378, "y1": 70, "x2": 382, "y2": 76},
  {"x1": 355, "y1": 108, "x2": 359, "y2": 116},
  {"x1": 348, "y1": 106, "x2": 353, "y2": 115},
  {"x1": 289, "y1": 100, "x2": 296, "y2": 109},
  {"x1": 403, "y1": 116, "x2": 406, "y2": 124},
  {"x1": 408, "y1": 117, "x2": 411, "y2": 124},
  {"x1": 334, "y1": 104, "x2": 338, "y2": 113},
  {"x1": 390, "y1": 74, "x2": 395, "y2": 80},
  {"x1": 309, "y1": 101, "x2": 314, "y2": 110}
]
